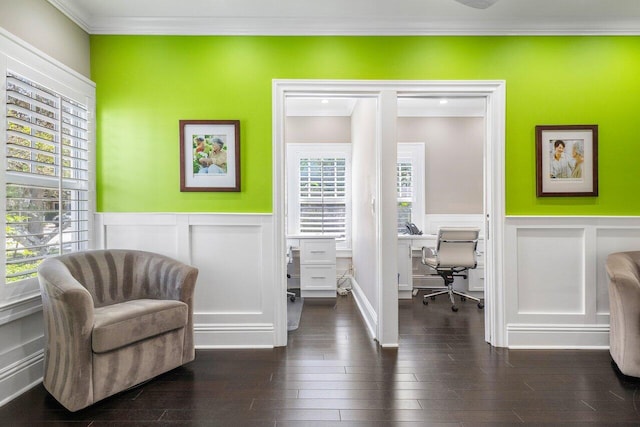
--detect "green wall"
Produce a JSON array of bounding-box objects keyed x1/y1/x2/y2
[{"x1": 90, "y1": 36, "x2": 640, "y2": 214}]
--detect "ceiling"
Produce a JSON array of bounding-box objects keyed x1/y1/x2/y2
[{"x1": 47, "y1": 0, "x2": 640, "y2": 35}]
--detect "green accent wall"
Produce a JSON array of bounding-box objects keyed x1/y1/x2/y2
[{"x1": 90, "y1": 36, "x2": 640, "y2": 214}]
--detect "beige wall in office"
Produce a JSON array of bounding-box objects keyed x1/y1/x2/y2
[
  {"x1": 285, "y1": 116, "x2": 351, "y2": 143},
  {"x1": 285, "y1": 115, "x2": 483, "y2": 214},
  {"x1": 0, "y1": 0, "x2": 90, "y2": 77},
  {"x1": 398, "y1": 117, "x2": 484, "y2": 214}
]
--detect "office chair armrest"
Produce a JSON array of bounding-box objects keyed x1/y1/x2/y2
[{"x1": 421, "y1": 246, "x2": 436, "y2": 264}]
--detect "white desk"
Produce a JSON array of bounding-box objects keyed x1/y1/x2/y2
[
  {"x1": 287, "y1": 235, "x2": 336, "y2": 298},
  {"x1": 397, "y1": 234, "x2": 484, "y2": 299},
  {"x1": 397, "y1": 234, "x2": 437, "y2": 299}
]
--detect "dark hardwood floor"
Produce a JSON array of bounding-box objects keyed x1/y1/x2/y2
[{"x1": 3, "y1": 292, "x2": 640, "y2": 426}]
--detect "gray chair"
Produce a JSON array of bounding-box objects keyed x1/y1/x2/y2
[
  {"x1": 421, "y1": 227, "x2": 484, "y2": 312},
  {"x1": 38, "y1": 249, "x2": 198, "y2": 411},
  {"x1": 606, "y1": 251, "x2": 640, "y2": 377}
]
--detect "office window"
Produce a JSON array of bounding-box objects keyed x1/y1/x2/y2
[
  {"x1": 397, "y1": 143, "x2": 425, "y2": 234},
  {"x1": 397, "y1": 160, "x2": 413, "y2": 233},
  {"x1": 287, "y1": 144, "x2": 351, "y2": 248},
  {"x1": 5, "y1": 72, "x2": 90, "y2": 283}
]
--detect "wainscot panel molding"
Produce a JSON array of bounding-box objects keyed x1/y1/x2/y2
[
  {"x1": 0, "y1": 336, "x2": 44, "y2": 407},
  {"x1": 422, "y1": 214, "x2": 485, "y2": 236},
  {"x1": 505, "y1": 216, "x2": 640, "y2": 349},
  {"x1": 95, "y1": 213, "x2": 277, "y2": 348},
  {"x1": 0, "y1": 295, "x2": 42, "y2": 327}
]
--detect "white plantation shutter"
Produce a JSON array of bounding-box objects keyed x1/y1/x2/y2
[
  {"x1": 397, "y1": 143, "x2": 425, "y2": 234},
  {"x1": 287, "y1": 144, "x2": 351, "y2": 248},
  {"x1": 5, "y1": 72, "x2": 90, "y2": 283},
  {"x1": 397, "y1": 160, "x2": 413, "y2": 233},
  {"x1": 299, "y1": 157, "x2": 347, "y2": 236}
]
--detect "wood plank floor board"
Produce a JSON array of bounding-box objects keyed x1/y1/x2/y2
[
  {"x1": 338, "y1": 408, "x2": 523, "y2": 423},
  {"x1": 297, "y1": 389, "x2": 461, "y2": 400},
  {"x1": 250, "y1": 398, "x2": 423, "y2": 410},
  {"x1": 2, "y1": 294, "x2": 640, "y2": 425}
]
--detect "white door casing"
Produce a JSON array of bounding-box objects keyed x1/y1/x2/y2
[{"x1": 272, "y1": 80, "x2": 506, "y2": 348}]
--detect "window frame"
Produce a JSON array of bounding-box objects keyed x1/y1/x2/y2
[
  {"x1": 5, "y1": 72, "x2": 91, "y2": 284},
  {"x1": 1, "y1": 41, "x2": 96, "y2": 299},
  {"x1": 397, "y1": 142, "x2": 426, "y2": 233}
]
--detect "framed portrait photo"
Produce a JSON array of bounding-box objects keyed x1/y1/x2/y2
[
  {"x1": 535, "y1": 125, "x2": 598, "y2": 197},
  {"x1": 179, "y1": 120, "x2": 240, "y2": 192}
]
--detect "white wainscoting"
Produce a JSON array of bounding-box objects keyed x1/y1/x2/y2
[
  {"x1": 95, "y1": 213, "x2": 634, "y2": 350},
  {"x1": 95, "y1": 213, "x2": 277, "y2": 348},
  {"x1": 0, "y1": 290, "x2": 46, "y2": 408},
  {"x1": 422, "y1": 214, "x2": 485, "y2": 236},
  {"x1": 505, "y1": 216, "x2": 640, "y2": 349}
]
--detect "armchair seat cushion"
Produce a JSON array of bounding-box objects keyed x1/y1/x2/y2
[{"x1": 93, "y1": 299, "x2": 188, "y2": 353}]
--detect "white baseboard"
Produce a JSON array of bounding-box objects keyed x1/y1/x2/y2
[
  {"x1": 507, "y1": 324, "x2": 610, "y2": 349},
  {"x1": 0, "y1": 350, "x2": 44, "y2": 408},
  {"x1": 194, "y1": 323, "x2": 275, "y2": 348},
  {"x1": 348, "y1": 275, "x2": 378, "y2": 341}
]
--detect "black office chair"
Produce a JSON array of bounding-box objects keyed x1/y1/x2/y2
[
  {"x1": 287, "y1": 274, "x2": 296, "y2": 302},
  {"x1": 421, "y1": 227, "x2": 484, "y2": 312}
]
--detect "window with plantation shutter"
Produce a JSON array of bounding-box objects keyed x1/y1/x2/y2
[
  {"x1": 397, "y1": 160, "x2": 413, "y2": 233},
  {"x1": 287, "y1": 144, "x2": 351, "y2": 249},
  {"x1": 397, "y1": 143, "x2": 425, "y2": 234},
  {"x1": 5, "y1": 72, "x2": 90, "y2": 283},
  {"x1": 299, "y1": 157, "x2": 347, "y2": 235}
]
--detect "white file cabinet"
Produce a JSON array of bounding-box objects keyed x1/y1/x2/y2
[{"x1": 292, "y1": 237, "x2": 336, "y2": 298}]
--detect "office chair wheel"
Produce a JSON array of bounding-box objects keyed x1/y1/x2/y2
[
  {"x1": 461, "y1": 296, "x2": 467, "y2": 302},
  {"x1": 478, "y1": 302, "x2": 484, "y2": 309},
  {"x1": 451, "y1": 305, "x2": 459, "y2": 312},
  {"x1": 431, "y1": 296, "x2": 436, "y2": 300},
  {"x1": 290, "y1": 295, "x2": 296, "y2": 302},
  {"x1": 423, "y1": 299, "x2": 428, "y2": 305}
]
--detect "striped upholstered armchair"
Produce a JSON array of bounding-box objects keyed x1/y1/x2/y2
[{"x1": 37, "y1": 249, "x2": 198, "y2": 412}]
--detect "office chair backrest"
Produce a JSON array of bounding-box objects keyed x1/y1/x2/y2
[{"x1": 434, "y1": 227, "x2": 480, "y2": 269}]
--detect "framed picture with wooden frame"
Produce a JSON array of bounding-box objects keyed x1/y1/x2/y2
[
  {"x1": 179, "y1": 120, "x2": 240, "y2": 192},
  {"x1": 535, "y1": 124, "x2": 598, "y2": 197}
]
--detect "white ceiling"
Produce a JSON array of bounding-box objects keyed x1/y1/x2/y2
[{"x1": 47, "y1": 0, "x2": 640, "y2": 35}]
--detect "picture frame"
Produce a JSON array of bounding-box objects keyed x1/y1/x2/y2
[
  {"x1": 535, "y1": 124, "x2": 598, "y2": 197},
  {"x1": 180, "y1": 120, "x2": 240, "y2": 192}
]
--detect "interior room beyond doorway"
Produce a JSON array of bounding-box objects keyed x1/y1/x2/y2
[{"x1": 284, "y1": 94, "x2": 487, "y2": 337}]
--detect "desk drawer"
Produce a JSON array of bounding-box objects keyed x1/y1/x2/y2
[
  {"x1": 468, "y1": 267, "x2": 484, "y2": 292},
  {"x1": 301, "y1": 265, "x2": 336, "y2": 291},
  {"x1": 300, "y1": 239, "x2": 336, "y2": 264}
]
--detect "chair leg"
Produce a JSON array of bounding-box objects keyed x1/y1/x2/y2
[
  {"x1": 422, "y1": 289, "x2": 449, "y2": 305},
  {"x1": 452, "y1": 290, "x2": 484, "y2": 309},
  {"x1": 422, "y1": 275, "x2": 484, "y2": 311}
]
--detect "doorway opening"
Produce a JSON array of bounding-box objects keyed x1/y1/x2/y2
[{"x1": 273, "y1": 80, "x2": 506, "y2": 348}]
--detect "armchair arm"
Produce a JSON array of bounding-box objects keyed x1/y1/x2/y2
[{"x1": 38, "y1": 258, "x2": 95, "y2": 412}]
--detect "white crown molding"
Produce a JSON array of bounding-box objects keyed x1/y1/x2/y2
[
  {"x1": 46, "y1": 0, "x2": 640, "y2": 35},
  {"x1": 90, "y1": 18, "x2": 640, "y2": 36},
  {"x1": 46, "y1": 0, "x2": 92, "y2": 33},
  {"x1": 42, "y1": 7, "x2": 640, "y2": 36}
]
